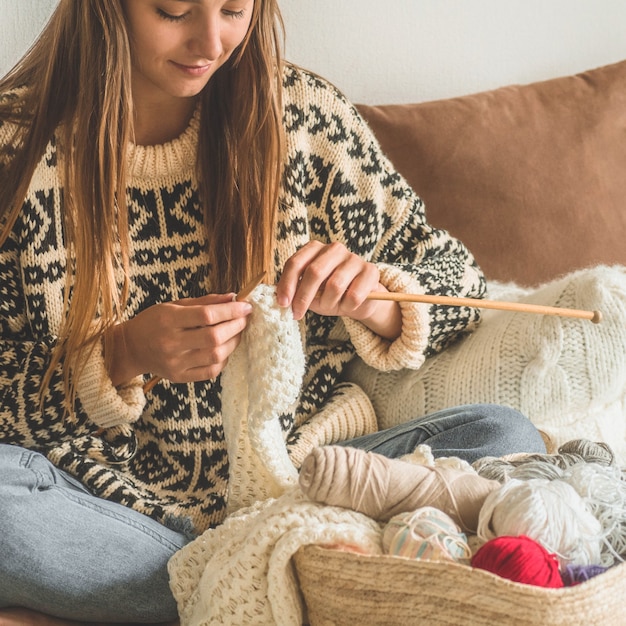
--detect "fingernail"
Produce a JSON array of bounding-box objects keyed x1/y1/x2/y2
[{"x1": 277, "y1": 295, "x2": 289, "y2": 308}]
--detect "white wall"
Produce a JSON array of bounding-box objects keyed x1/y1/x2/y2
[
  {"x1": 280, "y1": 0, "x2": 626, "y2": 103},
  {"x1": 0, "y1": 0, "x2": 58, "y2": 75},
  {"x1": 1, "y1": 1, "x2": 625, "y2": 104}
]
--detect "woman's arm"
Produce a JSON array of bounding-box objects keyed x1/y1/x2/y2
[{"x1": 279, "y1": 66, "x2": 485, "y2": 371}]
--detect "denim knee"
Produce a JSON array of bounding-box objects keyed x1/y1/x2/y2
[{"x1": 472, "y1": 404, "x2": 547, "y2": 456}]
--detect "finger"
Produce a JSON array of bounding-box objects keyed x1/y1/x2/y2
[
  {"x1": 290, "y1": 243, "x2": 351, "y2": 319},
  {"x1": 321, "y1": 259, "x2": 380, "y2": 314},
  {"x1": 159, "y1": 317, "x2": 248, "y2": 381},
  {"x1": 315, "y1": 254, "x2": 367, "y2": 311},
  {"x1": 276, "y1": 241, "x2": 326, "y2": 307},
  {"x1": 174, "y1": 299, "x2": 253, "y2": 330}
]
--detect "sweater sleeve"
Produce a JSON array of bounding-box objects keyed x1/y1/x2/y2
[
  {"x1": 286, "y1": 68, "x2": 485, "y2": 371},
  {"x1": 0, "y1": 204, "x2": 145, "y2": 452}
]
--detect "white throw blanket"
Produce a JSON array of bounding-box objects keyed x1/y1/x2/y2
[
  {"x1": 167, "y1": 285, "x2": 383, "y2": 625},
  {"x1": 168, "y1": 489, "x2": 382, "y2": 626}
]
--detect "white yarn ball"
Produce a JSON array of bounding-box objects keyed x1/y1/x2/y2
[
  {"x1": 563, "y1": 462, "x2": 626, "y2": 566},
  {"x1": 477, "y1": 478, "x2": 603, "y2": 567}
]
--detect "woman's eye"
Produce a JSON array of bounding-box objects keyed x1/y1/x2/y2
[
  {"x1": 156, "y1": 8, "x2": 189, "y2": 22},
  {"x1": 223, "y1": 9, "x2": 246, "y2": 19}
]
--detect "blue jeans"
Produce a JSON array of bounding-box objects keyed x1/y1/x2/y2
[
  {"x1": 341, "y1": 403, "x2": 546, "y2": 463},
  {"x1": 0, "y1": 404, "x2": 544, "y2": 621},
  {"x1": 0, "y1": 443, "x2": 189, "y2": 623}
]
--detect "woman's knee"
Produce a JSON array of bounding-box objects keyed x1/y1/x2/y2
[{"x1": 473, "y1": 404, "x2": 547, "y2": 455}]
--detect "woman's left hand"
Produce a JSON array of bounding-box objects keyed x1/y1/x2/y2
[{"x1": 276, "y1": 241, "x2": 402, "y2": 340}]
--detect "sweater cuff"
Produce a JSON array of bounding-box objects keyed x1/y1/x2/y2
[
  {"x1": 75, "y1": 338, "x2": 146, "y2": 429},
  {"x1": 287, "y1": 382, "x2": 378, "y2": 468},
  {"x1": 342, "y1": 264, "x2": 430, "y2": 371}
]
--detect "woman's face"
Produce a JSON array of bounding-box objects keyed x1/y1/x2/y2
[{"x1": 123, "y1": 0, "x2": 254, "y2": 107}]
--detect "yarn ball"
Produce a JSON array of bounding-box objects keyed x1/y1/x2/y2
[
  {"x1": 382, "y1": 506, "x2": 471, "y2": 564},
  {"x1": 477, "y1": 478, "x2": 603, "y2": 567},
  {"x1": 558, "y1": 439, "x2": 615, "y2": 466},
  {"x1": 562, "y1": 462, "x2": 626, "y2": 566},
  {"x1": 471, "y1": 535, "x2": 564, "y2": 588},
  {"x1": 472, "y1": 438, "x2": 616, "y2": 484},
  {"x1": 561, "y1": 563, "x2": 608, "y2": 586}
]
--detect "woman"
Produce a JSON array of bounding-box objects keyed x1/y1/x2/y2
[{"x1": 0, "y1": 1, "x2": 545, "y2": 624}]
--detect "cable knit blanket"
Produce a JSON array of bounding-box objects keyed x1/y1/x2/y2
[{"x1": 167, "y1": 285, "x2": 383, "y2": 625}]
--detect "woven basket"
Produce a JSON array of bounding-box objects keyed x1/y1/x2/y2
[{"x1": 293, "y1": 545, "x2": 626, "y2": 626}]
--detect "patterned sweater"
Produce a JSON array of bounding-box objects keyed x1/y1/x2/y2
[{"x1": 0, "y1": 65, "x2": 485, "y2": 534}]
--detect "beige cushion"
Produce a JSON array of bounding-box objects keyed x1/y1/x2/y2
[{"x1": 356, "y1": 60, "x2": 626, "y2": 287}]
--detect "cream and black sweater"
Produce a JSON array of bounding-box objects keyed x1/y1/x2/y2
[{"x1": 0, "y1": 65, "x2": 485, "y2": 534}]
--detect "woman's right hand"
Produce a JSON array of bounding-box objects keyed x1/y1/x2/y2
[{"x1": 106, "y1": 294, "x2": 253, "y2": 387}]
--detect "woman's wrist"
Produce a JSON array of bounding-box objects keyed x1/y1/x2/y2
[
  {"x1": 105, "y1": 321, "x2": 143, "y2": 388},
  {"x1": 358, "y1": 285, "x2": 402, "y2": 340}
]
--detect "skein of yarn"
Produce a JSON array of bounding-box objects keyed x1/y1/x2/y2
[
  {"x1": 472, "y1": 439, "x2": 615, "y2": 483},
  {"x1": 382, "y1": 507, "x2": 471, "y2": 564},
  {"x1": 471, "y1": 535, "x2": 564, "y2": 588},
  {"x1": 562, "y1": 462, "x2": 626, "y2": 566},
  {"x1": 299, "y1": 445, "x2": 500, "y2": 532},
  {"x1": 477, "y1": 478, "x2": 603, "y2": 567},
  {"x1": 561, "y1": 563, "x2": 608, "y2": 586}
]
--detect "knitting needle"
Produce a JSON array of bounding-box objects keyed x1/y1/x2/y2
[
  {"x1": 365, "y1": 292, "x2": 602, "y2": 324},
  {"x1": 142, "y1": 270, "x2": 268, "y2": 393}
]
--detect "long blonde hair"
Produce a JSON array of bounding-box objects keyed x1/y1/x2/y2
[{"x1": 0, "y1": 0, "x2": 284, "y2": 411}]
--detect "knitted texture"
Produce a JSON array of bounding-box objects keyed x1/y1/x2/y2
[
  {"x1": 0, "y1": 64, "x2": 484, "y2": 533},
  {"x1": 167, "y1": 488, "x2": 383, "y2": 626},
  {"x1": 221, "y1": 284, "x2": 304, "y2": 513},
  {"x1": 347, "y1": 265, "x2": 626, "y2": 465}
]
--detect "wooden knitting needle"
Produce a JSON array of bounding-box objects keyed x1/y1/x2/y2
[
  {"x1": 142, "y1": 270, "x2": 268, "y2": 393},
  {"x1": 366, "y1": 292, "x2": 602, "y2": 324}
]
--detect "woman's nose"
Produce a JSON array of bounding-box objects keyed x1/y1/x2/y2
[{"x1": 190, "y1": 15, "x2": 223, "y2": 61}]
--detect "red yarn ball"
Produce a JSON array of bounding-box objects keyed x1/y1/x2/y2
[{"x1": 471, "y1": 535, "x2": 564, "y2": 588}]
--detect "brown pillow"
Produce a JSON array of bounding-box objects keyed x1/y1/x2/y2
[{"x1": 356, "y1": 60, "x2": 626, "y2": 286}]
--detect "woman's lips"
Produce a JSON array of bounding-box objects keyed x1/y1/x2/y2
[{"x1": 170, "y1": 61, "x2": 212, "y2": 76}]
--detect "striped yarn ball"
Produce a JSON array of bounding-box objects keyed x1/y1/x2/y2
[{"x1": 382, "y1": 506, "x2": 471, "y2": 564}]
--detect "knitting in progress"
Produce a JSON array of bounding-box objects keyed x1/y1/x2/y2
[
  {"x1": 167, "y1": 285, "x2": 386, "y2": 626},
  {"x1": 220, "y1": 284, "x2": 304, "y2": 513}
]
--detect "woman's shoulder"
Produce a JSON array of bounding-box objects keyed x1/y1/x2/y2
[
  {"x1": 0, "y1": 87, "x2": 29, "y2": 141},
  {"x1": 282, "y1": 62, "x2": 356, "y2": 117},
  {"x1": 0, "y1": 86, "x2": 29, "y2": 115}
]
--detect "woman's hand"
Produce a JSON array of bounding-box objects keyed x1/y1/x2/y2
[
  {"x1": 276, "y1": 241, "x2": 402, "y2": 340},
  {"x1": 106, "y1": 294, "x2": 253, "y2": 387}
]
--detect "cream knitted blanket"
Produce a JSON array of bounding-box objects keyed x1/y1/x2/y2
[
  {"x1": 168, "y1": 489, "x2": 382, "y2": 625},
  {"x1": 167, "y1": 285, "x2": 383, "y2": 624}
]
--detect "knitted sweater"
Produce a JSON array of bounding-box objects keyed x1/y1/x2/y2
[{"x1": 0, "y1": 64, "x2": 484, "y2": 534}]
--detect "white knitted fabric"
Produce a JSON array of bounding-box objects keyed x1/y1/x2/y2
[
  {"x1": 221, "y1": 284, "x2": 305, "y2": 513},
  {"x1": 168, "y1": 489, "x2": 382, "y2": 626},
  {"x1": 346, "y1": 265, "x2": 626, "y2": 465},
  {"x1": 167, "y1": 283, "x2": 383, "y2": 625}
]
